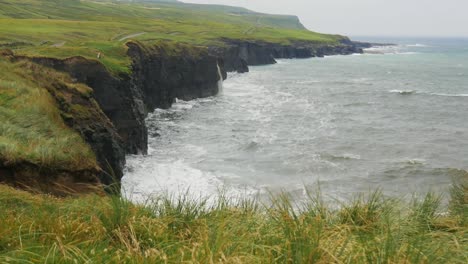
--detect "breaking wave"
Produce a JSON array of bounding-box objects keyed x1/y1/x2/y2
[
  {"x1": 389, "y1": 89, "x2": 417, "y2": 95},
  {"x1": 406, "y1": 43, "x2": 430, "y2": 47}
]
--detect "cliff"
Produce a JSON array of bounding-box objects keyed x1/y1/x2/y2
[
  {"x1": 212, "y1": 38, "x2": 364, "y2": 73},
  {"x1": 0, "y1": 56, "x2": 121, "y2": 195},
  {"x1": 0, "y1": 38, "x2": 365, "y2": 194},
  {"x1": 124, "y1": 41, "x2": 223, "y2": 154}
]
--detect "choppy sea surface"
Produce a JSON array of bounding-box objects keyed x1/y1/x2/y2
[{"x1": 123, "y1": 38, "x2": 468, "y2": 203}]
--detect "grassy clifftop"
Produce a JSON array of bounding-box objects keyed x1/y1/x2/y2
[{"x1": 0, "y1": 0, "x2": 343, "y2": 74}]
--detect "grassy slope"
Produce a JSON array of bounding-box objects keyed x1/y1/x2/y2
[
  {"x1": 0, "y1": 58, "x2": 98, "y2": 171},
  {"x1": 0, "y1": 182, "x2": 466, "y2": 263},
  {"x1": 0, "y1": 0, "x2": 342, "y2": 74}
]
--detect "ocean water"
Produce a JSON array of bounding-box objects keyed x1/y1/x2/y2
[{"x1": 123, "y1": 38, "x2": 468, "y2": 203}]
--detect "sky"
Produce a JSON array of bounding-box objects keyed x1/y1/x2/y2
[{"x1": 181, "y1": 0, "x2": 468, "y2": 37}]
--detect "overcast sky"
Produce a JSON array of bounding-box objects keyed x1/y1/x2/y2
[{"x1": 181, "y1": 0, "x2": 468, "y2": 37}]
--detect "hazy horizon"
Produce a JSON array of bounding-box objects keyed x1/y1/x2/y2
[{"x1": 182, "y1": 0, "x2": 468, "y2": 38}]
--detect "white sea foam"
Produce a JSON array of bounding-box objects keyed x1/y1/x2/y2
[
  {"x1": 172, "y1": 99, "x2": 197, "y2": 110},
  {"x1": 406, "y1": 43, "x2": 430, "y2": 47},
  {"x1": 364, "y1": 45, "x2": 419, "y2": 55},
  {"x1": 123, "y1": 157, "x2": 262, "y2": 204},
  {"x1": 364, "y1": 45, "x2": 401, "y2": 54},
  {"x1": 124, "y1": 160, "x2": 217, "y2": 200},
  {"x1": 123, "y1": 158, "x2": 221, "y2": 202},
  {"x1": 389, "y1": 89, "x2": 417, "y2": 95},
  {"x1": 406, "y1": 159, "x2": 427, "y2": 165},
  {"x1": 342, "y1": 153, "x2": 362, "y2": 160},
  {"x1": 275, "y1": 59, "x2": 291, "y2": 64}
]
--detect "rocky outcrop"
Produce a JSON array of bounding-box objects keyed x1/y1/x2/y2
[{"x1": 127, "y1": 42, "x2": 223, "y2": 111}]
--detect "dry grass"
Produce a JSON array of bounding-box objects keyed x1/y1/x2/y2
[
  {"x1": 0, "y1": 180, "x2": 466, "y2": 263},
  {"x1": 0, "y1": 59, "x2": 98, "y2": 171}
]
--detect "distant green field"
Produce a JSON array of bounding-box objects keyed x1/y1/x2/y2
[{"x1": 0, "y1": 0, "x2": 343, "y2": 74}]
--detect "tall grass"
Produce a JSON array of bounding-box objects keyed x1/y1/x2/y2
[
  {"x1": 0, "y1": 182, "x2": 466, "y2": 263},
  {"x1": 0, "y1": 59, "x2": 98, "y2": 171}
]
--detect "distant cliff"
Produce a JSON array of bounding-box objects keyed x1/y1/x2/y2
[{"x1": 212, "y1": 38, "x2": 364, "y2": 73}]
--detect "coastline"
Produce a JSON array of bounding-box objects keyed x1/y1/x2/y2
[{"x1": 1, "y1": 38, "x2": 369, "y2": 193}]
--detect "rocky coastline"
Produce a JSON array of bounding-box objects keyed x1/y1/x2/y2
[{"x1": 1, "y1": 38, "x2": 369, "y2": 193}]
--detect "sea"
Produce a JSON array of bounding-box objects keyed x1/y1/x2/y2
[{"x1": 122, "y1": 37, "x2": 468, "y2": 204}]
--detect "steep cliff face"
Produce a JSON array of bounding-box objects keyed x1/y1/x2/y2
[
  {"x1": 127, "y1": 42, "x2": 222, "y2": 111},
  {"x1": 27, "y1": 56, "x2": 147, "y2": 157},
  {"x1": 41, "y1": 62, "x2": 126, "y2": 187},
  {"x1": 210, "y1": 41, "x2": 275, "y2": 73},
  {"x1": 24, "y1": 56, "x2": 136, "y2": 187}
]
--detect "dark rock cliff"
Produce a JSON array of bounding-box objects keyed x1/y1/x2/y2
[
  {"x1": 127, "y1": 42, "x2": 222, "y2": 111},
  {"x1": 28, "y1": 56, "x2": 146, "y2": 156}
]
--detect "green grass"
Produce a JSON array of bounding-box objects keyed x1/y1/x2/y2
[
  {"x1": 0, "y1": 181, "x2": 466, "y2": 263},
  {"x1": 0, "y1": 0, "x2": 344, "y2": 74},
  {"x1": 0, "y1": 59, "x2": 98, "y2": 171}
]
